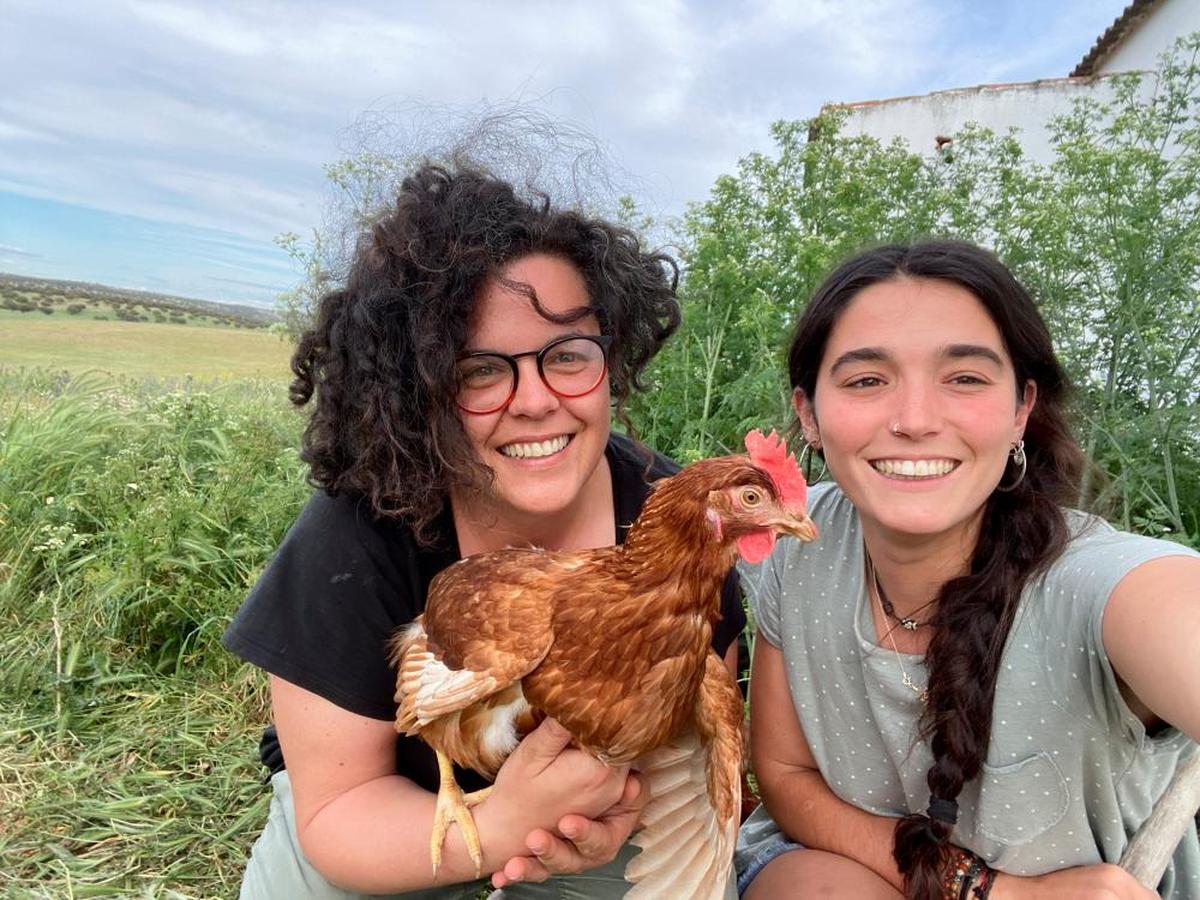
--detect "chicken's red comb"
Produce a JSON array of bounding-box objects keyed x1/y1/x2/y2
[{"x1": 744, "y1": 429, "x2": 807, "y2": 509}]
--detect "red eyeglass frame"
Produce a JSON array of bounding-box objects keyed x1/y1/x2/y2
[{"x1": 455, "y1": 334, "x2": 613, "y2": 415}]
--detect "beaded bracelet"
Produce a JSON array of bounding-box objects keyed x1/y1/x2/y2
[
  {"x1": 939, "y1": 846, "x2": 996, "y2": 900},
  {"x1": 941, "y1": 847, "x2": 979, "y2": 900},
  {"x1": 971, "y1": 865, "x2": 996, "y2": 899},
  {"x1": 957, "y1": 857, "x2": 985, "y2": 900}
]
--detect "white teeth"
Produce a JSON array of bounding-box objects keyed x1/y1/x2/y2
[
  {"x1": 872, "y1": 459, "x2": 957, "y2": 478},
  {"x1": 500, "y1": 435, "x2": 570, "y2": 459}
]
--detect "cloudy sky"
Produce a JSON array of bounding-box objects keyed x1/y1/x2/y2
[{"x1": 1, "y1": 0, "x2": 1130, "y2": 308}]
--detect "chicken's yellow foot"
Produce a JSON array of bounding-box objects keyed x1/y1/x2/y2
[{"x1": 430, "y1": 750, "x2": 493, "y2": 878}]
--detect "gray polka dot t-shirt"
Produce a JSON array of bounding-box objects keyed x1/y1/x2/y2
[{"x1": 738, "y1": 481, "x2": 1199, "y2": 897}]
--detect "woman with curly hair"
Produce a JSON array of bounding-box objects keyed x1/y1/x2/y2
[
  {"x1": 736, "y1": 241, "x2": 1199, "y2": 899},
  {"x1": 223, "y1": 162, "x2": 746, "y2": 898}
]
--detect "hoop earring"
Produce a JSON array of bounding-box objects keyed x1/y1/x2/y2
[
  {"x1": 995, "y1": 439, "x2": 1027, "y2": 492},
  {"x1": 798, "y1": 441, "x2": 828, "y2": 484}
]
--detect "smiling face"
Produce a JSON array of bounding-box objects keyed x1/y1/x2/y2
[
  {"x1": 796, "y1": 276, "x2": 1035, "y2": 549},
  {"x1": 455, "y1": 252, "x2": 612, "y2": 529}
]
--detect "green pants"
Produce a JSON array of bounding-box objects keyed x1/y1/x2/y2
[{"x1": 239, "y1": 771, "x2": 645, "y2": 899}]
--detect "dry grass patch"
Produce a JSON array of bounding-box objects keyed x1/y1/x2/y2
[{"x1": 0, "y1": 317, "x2": 292, "y2": 380}]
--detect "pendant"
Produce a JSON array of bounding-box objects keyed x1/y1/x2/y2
[
  {"x1": 902, "y1": 671, "x2": 929, "y2": 703},
  {"x1": 901, "y1": 618, "x2": 919, "y2": 631}
]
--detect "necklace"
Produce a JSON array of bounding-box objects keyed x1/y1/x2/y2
[
  {"x1": 867, "y1": 556, "x2": 929, "y2": 703},
  {"x1": 870, "y1": 560, "x2": 936, "y2": 631}
]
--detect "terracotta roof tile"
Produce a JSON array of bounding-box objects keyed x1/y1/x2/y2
[{"x1": 1071, "y1": 0, "x2": 1164, "y2": 77}]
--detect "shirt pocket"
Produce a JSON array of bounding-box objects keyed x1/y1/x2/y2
[{"x1": 975, "y1": 751, "x2": 1070, "y2": 845}]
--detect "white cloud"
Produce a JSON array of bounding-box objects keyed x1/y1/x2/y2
[
  {"x1": 124, "y1": 1, "x2": 273, "y2": 56},
  {"x1": 0, "y1": 243, "x2": 41, "y2": 258},
  {"x1": 0, "y1": 0, "x2": 1134, "y2": 302},
  {"x1": 0, "y1": 119, "x2": 58, "y2": 142}
]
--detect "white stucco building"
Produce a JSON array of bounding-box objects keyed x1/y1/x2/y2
[{"x1": 825, "y1": 0, "x2": 1200, "y2": 162}]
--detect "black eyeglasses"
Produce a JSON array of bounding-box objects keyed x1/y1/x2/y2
[{"x1": 456, "y1": 334, "x2": 612, "y2": 415}]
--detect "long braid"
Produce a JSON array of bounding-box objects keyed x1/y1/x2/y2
[{"x1": 892, "y1": 484, "x2": 1068, "y2": 897}]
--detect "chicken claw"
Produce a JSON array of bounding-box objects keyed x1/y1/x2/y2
[{"x1": 431, "y1": 750, "x2": 493, "y2": 877}]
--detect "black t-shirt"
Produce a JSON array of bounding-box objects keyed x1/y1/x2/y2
[{"x1": 222, "y1": 433, "x2": 746, "y2": 793}]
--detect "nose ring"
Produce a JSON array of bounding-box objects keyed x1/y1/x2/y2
[{"x1": 890, "y1": 422, "x2": 902, "y2": 437}]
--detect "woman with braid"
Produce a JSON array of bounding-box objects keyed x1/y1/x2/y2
[{"x1": 736, "y1": 241, "x2": 1200, "y2": 899}]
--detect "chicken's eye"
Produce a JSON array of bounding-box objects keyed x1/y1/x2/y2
[{"x1": 740, "y1": 488, "x2": 763, "y2": 507}]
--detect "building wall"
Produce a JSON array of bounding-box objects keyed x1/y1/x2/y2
[
  {"x1": 829, "y1": 77, "x2": 1129, "y2": 164},
  {"x1": 829, "y1": 0, "x2": 1194, "y2": 164},
  {"x1": 1098, "y1": 1, "x2": 1200, "y2": 73}
]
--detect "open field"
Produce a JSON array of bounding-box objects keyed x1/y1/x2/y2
[{"x1": 0, "y1": 316, "x2": 293, "y2": 380}]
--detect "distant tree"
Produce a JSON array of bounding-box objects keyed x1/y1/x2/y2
[{"x1": 273, "y1": 229, "x2": 335, "y2": 343}]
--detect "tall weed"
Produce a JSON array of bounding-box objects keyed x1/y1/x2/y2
[{"x1": 0, "y1": 370, "x2": 306, "y2": 895}]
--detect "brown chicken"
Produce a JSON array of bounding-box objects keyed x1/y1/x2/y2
[{"x1": 392, "y1": 430, "x2": 817, "y2": 899}]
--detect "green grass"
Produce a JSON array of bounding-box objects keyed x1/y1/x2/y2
[
  {"x1": 0, "y1": 370, "x2": 309, "y2": 896},
  {"x1": 2, "y1": 673, "x2": 270, "y2": 898},
  {"x1": 0, "y1": 317, "x2": 293, "y2": 380}
]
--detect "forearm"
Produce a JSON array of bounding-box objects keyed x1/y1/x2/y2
[
  {"x1": 759, "y1": 765, "x2": 904, "y2": 892},
  {"x1": 299, "y1": 774, "x2": 526, "y2": 893}
]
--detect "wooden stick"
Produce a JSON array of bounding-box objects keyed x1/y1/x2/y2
[{"x1": 1119, "y1": 752, "x2": 1200, "y2": 888}]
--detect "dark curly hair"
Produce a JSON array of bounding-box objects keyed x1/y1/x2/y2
[
  {"x1": 788, "y1": 240, "x2": 1086, "y2": 900},
  {"x1": 289, "y1": 162, "x2": 681, "y2": 543}
]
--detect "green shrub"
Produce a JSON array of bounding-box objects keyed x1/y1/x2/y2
[{"x1": 0, "y1": 374, "x2": 309, "y2": 683}]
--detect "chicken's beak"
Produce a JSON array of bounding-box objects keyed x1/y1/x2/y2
[{"x1": 776, "y1": 513, "x2": 819, "y2": 543}]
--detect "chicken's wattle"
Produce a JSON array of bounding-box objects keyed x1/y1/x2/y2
[{"x1": 736, "y1": 529, "x2": 776, "y2": 563}]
